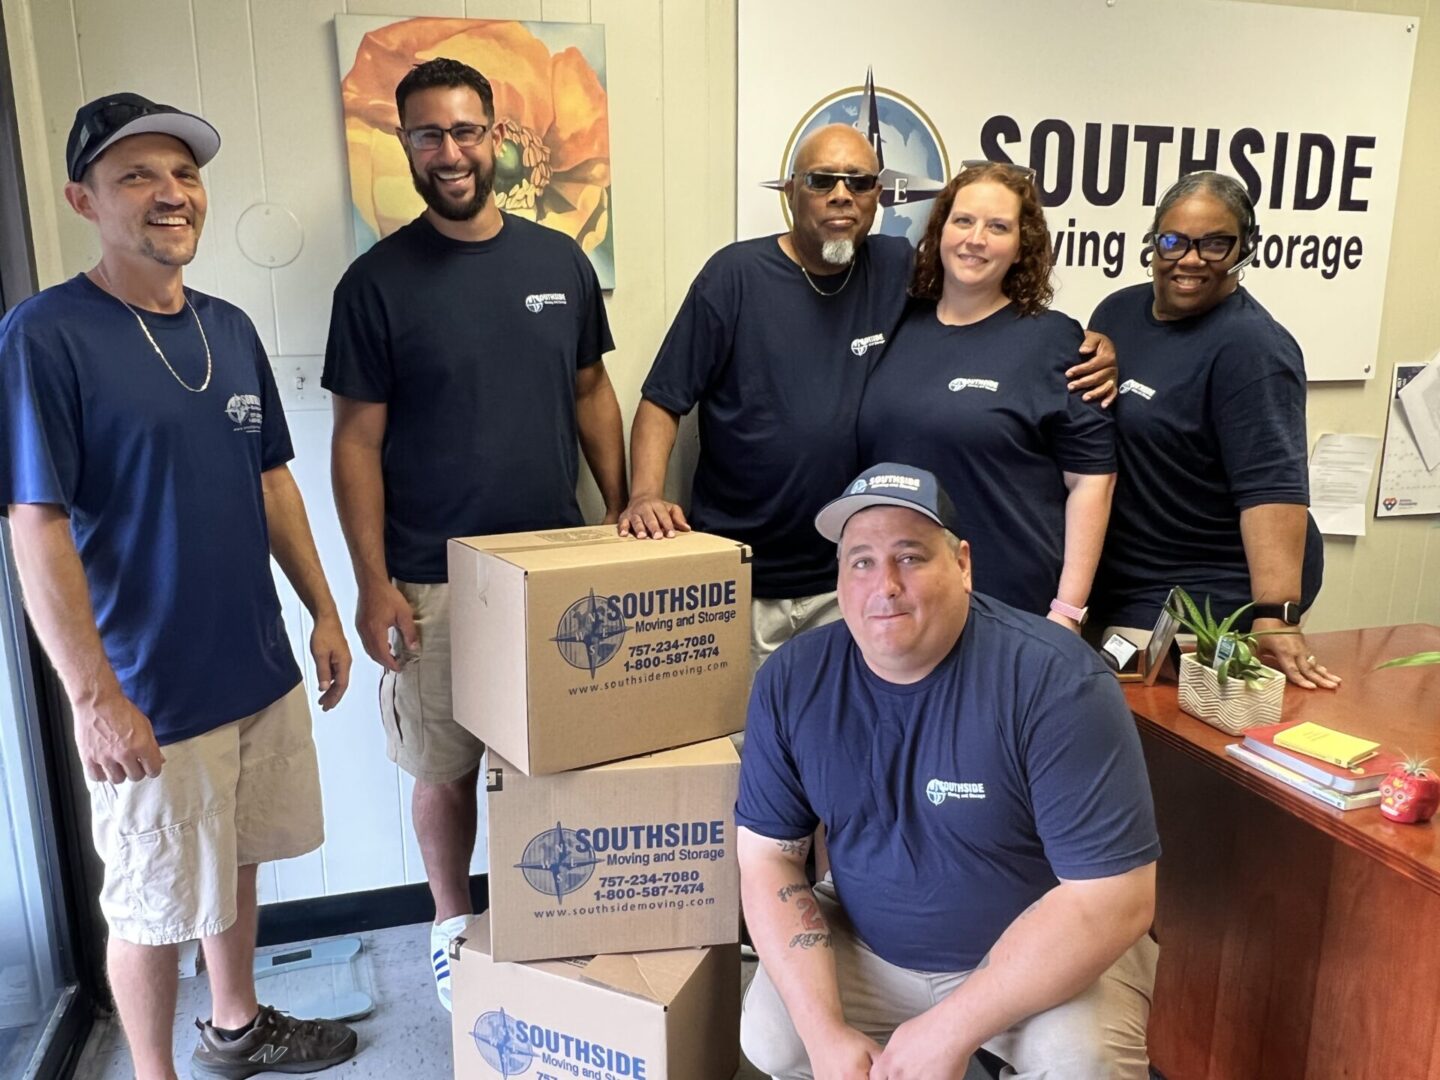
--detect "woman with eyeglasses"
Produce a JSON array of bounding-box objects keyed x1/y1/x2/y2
[
  {"x1": 1087, "y1": 171, "x2": 1336, "y2": 689},
  {"x1": 856, "y1": 162, "x2": 1115, "y2": 633}
]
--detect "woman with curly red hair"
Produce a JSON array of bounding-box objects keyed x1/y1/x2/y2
[{"x1": 857, "y1": 163, "x2": 1115, "y2": 631}]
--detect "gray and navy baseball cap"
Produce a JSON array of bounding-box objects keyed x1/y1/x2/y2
[
  {"x1": 814, "y1": 463, "x2": 962, "y2": 543},
  {"x1": 66, "y1": 92, "x2": 220, "y2": 182}
]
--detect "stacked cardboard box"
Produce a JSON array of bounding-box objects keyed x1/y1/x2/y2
[{"x1": 447, "y1": 528, "x2": 752, "y2": 1080}]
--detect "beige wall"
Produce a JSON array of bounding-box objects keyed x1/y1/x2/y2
[{"x1": 5, "y1": 0, "x2": 1439, "y2": 639}]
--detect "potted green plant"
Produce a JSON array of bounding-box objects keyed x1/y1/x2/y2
[
  {"x1": 1167, "y1": 590, "x2": 1286, "y2": 734},
  {"x1": 1373, "y1": 652, "x2": 1440, "y2": 823}
]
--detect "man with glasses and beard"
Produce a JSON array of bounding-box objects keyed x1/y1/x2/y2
[
  {"x1": 621, "y1": 126, "x2": 1117, "y2": 670},
  {"x1": 322, "y1": 58, "x2": 626, "y2": 1012}
]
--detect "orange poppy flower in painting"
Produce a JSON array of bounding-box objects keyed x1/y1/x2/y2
[{"x1": 339, "y1": 16, "x2": 614, "y2": 284}]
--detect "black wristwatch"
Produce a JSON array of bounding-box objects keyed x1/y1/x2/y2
[{"x1": 1250, "y1": 601, "x2": 1301, "y2": 625}]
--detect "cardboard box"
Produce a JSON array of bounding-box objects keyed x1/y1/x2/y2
[
  {"x1": 449, "y1": 527, "x2": 751, "y2": 775},
  {"x1": 451, "y1": 914, "x2": 740, "y2": 1080},
  {"x1": 487, "y1": 738, "x2": 740, "y2": 963}
]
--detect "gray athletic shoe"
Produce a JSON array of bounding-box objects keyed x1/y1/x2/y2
[{"x1": 191, "y1": 1004, "x2": 358, "y2": 1077}]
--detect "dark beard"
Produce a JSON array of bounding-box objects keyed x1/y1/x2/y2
[{"x1": 409, "y1": 160, "x2": 495, "y2": 222}]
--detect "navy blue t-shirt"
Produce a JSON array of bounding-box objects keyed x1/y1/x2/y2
[
  {"x1": 0, "y1": 276, "x2": 302, "y2": 745},
  {"x1": 858, "y1": 303, "x2": 1115, "y2": 614},
  {"x1": 736, "y1": 594, "x2": 1160, "y2": 972},
  {"x1": 641, "y1": 234, "x2": 913, "y2": 599},
  {"x1": 1088, "y1": 284, "x2": 1323, "y2": 629},
  {"x1": 322, "y1": 214, "x2": 614, "y2": 583}
]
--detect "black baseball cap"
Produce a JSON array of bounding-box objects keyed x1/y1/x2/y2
[
  {"x1": 65, "y1": 92, "x2": 221, "y2": 183},
  {"x1": 815, "y1": 463, "x2": 962, "y2": 543}
]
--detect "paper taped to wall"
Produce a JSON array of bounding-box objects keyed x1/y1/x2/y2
[{"x1": 1376, "y1": 360, "x2": 1440, "y2": 519}]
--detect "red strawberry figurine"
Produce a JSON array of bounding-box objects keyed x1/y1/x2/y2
[{"x1": 1379, "y1": 756, "x2": 1440, "y2": 824}]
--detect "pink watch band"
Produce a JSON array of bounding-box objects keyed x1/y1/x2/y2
[{"x1": 1049, "y1": 598, "x2": 1088, "y2": 623}]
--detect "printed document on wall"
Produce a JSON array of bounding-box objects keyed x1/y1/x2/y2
[
  {"x1": 1376, "y1": 360, "x2": 1440, "y2": 518},
  {"x1": 1310, "y1": 434, "x2": 1380, "y2": 536}
]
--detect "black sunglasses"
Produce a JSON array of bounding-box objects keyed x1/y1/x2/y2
[
  {"x1": 796, "y1": 171, "x2": 881, "y2": 194},
  {"x1": 1152, "y1": 231, "x2": 1239, "y2": 262}
]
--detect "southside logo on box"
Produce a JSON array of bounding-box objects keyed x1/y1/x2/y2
[
  {"x1": 515, "y1": 819, "x2": 727, "y2": 906},
  {"x1": 449, "y1": 529, "x2": 751, "y2": 775},
  {"x1": 551, "y1": 580, "x2": 740, "y2": 680},
  {"x1": 469, "y1": 1007, "x2": 649, "y2": 1078}
]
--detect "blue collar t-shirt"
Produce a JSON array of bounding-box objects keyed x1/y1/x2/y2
[
  {"x1": 641, "y1": 234, "x2": 913, "y2": 598},
  {"x1": 0, "y1": 276, "x2": 301, "y2": 744},
  {"x1": 1088, "y1": 283, "x2": 1322, "y2": 628},
  {"x1": 858, "y1": 302, "x2": 1115, "y2": 614},
  {"x1": 736, "y1": 594, "x2": 1160, "y2": 972},
  {"x1": 322, "y1": 213, "x2": 614, "y2": 583}
]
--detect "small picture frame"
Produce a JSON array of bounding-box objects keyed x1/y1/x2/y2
[{"x1": 1142, "y1": 587, "x2": 1183, "y2": 686}]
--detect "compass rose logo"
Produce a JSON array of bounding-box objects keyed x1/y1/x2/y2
[
  {"x1": 515, "y1": 821, "x2": 599, "y2": 904},
  {"x1": 765, "y1": 66, "x2": 950, "y2": 247},
  {"x1": 471, "y1": 1008, "x2": 533, "y2": 1076},
  {"x1": 551, "y1": 588, "x2": 630, "y2": 678}
]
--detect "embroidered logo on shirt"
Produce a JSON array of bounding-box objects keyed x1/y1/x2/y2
[
  {"x1": 925, "y1": 778, "x2": 987, "y2": 805},
  {"x1": 524, "y1": 292, "x2": 568, "y2": 313},
  {"x1": 1119, "y1": 379, "x2": 1156, "y2": 400},
  {"x1": 851, "y1": 332, "x2": 886, "y2": 357},
  {"x1": 225, "y1": 393, "x2": 263, "y2": 433},
  {"x1": 948, "y1": 377, "x2": 1000, "y2": 393}
]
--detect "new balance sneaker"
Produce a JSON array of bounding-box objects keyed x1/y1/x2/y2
[
  {"x1": 191, "y1": 1005, "x2": 357, "y2": 1077},
  {"x1": 430, "y1": 914, "x2": 470, "y2": 1013}
]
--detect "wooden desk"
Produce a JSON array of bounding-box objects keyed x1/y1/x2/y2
[{"x1": 1127, "y1": 624, "x2": 1440, "y2": 1080}]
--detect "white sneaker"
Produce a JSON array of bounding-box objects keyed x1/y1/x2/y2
[{"x1": 430, "y1": 915, "x2": 470, "y2": 1012}]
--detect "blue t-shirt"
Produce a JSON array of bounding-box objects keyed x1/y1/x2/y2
[
  {"x1": 322, "y1": 214, "x2": 614, "y2": 583},
  {"x1": 736, "y1": 594, "x2": 1160, "y2": 972},
  {"x1": 858, "y1": 302, "x2": 1115, "y2": 614},
  {"x1": 641, "y1": 234, "x2": 913, "y2": 599},
  {"x1": 0, "y1": 276, "x2": 302, "y2": 745},
  {"x1": 1088, "y1": 284, "x2": 1323, "y2": 629}
]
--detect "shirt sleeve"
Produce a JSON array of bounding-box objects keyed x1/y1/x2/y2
[
  {"x1": 639, "y1": 267, "x2": 735, "y2": 416},
  {"x1": 253, "y1": 331, "x2": 294, "y2": 472},
  {"x1": 1211, "y1": 336, "x2": 1310, "y2": 508},
  {"x1": 734, "y1": 657, "x2": 819, "y2": 841},
  {"x1": 574, "y1": 246, "x2": 614, "y2": 369},
  {"x1": 0, "y1": 323, "x2": 81, "y2": 511},
  {"x1": 320, "y1": 267, "x2": 392, "y2": 403},
  {"x1": 1023, "y1": 667, "x2": 1161, "y2": 880},
  {"x1": 1042, "y1": 318, "x2": 1116, "y2": 475}
]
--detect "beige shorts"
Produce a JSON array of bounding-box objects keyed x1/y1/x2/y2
[
  {"x1": 86, "y1": 683, "x2": 323, "y2": 946},
  {"x1": 382, "y1": 580, "x2": 485, "y2": 785},
  {"x1": 750, "y1": 591, "x2": 842, "y2": 673}
]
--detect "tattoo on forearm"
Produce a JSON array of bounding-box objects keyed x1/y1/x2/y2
[
  {"x1": 795, "y1": 896, "x2": 825, "y2": 930},
  {"x1": 788, "y1": 931, "x2": 831, "y2": 949},
  {"x1": 776, "y1": 883, "x2": 809, "y2": 903},
  {"x1": 776, "y1": 837, "x2": 812, "y2": 857}
]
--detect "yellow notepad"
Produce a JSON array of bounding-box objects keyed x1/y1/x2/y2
[{"x1": 1273, "y1": 722, "x2": 1380, "y2": 769}]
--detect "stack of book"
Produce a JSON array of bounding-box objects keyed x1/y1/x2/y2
[{"x1": 1224, "y1": 720, "x2": 1400, "y2": 811}]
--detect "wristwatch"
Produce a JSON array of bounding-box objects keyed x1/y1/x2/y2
[
  {"x1": 1049, "y1": 598, "x2": 1089, "y2": 624},
  {"x1": 1250, "y1": 601, "x2": 1301, "y2": 625}
]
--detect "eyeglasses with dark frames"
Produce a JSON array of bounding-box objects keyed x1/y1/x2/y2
[
  {"x1": 399, "y1": 123, "x2": 492, "y2": 151},
  {"x1": 1151, "y1": 231, "x2": 1239, "y2": 262},
  {"x1": 795, "y1": 171, "x2": 881, "y2": 194}
]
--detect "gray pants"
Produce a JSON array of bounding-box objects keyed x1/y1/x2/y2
[
  {"x1": 750, "y1": 592, "x2": 842, "y2": 673},
  {"x1": 741, "y1": 880, "x2": 1158, "y2": 1080}
]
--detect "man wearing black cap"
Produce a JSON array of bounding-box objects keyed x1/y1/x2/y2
[
  {"x1": 0, "y1": 94, "x2": 356, "y2": 1078},
  {"x1": 735, "y1": 463, "x2": 1160, "y2": 1079}
]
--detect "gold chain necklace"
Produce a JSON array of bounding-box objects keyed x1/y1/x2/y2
[
  {"x1": 94, "y1": 264, "x2": 212, "y2": 393},
  {"x1": 800, "y1": 259, "x2": 855, "y2": 297}
]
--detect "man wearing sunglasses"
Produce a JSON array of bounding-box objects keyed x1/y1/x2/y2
[
  {"x1": 622, "y1": 125, "x2": 1117, "y2": 670},
  {"x1": 1, "y1": 93, "x2": 356, "y2": 1078},
  {"x1": 323, "y1": 58, "x2": 626, "y2": 1011}
]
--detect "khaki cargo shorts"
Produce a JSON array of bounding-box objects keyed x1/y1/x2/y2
[
  {"x1": 382, "y1": 580, "x2": 485, "y2": 785},
  {"x1": 86, "y1": 683, "x2": 323, "y2": 946}
]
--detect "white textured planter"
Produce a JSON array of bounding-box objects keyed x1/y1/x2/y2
[{"x1": 1177, "y1": 652, "x2": 1286, "y2": 735}]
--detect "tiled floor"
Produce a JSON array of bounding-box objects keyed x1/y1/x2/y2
[{"x1": 71, "y1": 922, "x2": 768, "y2": 1079}]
